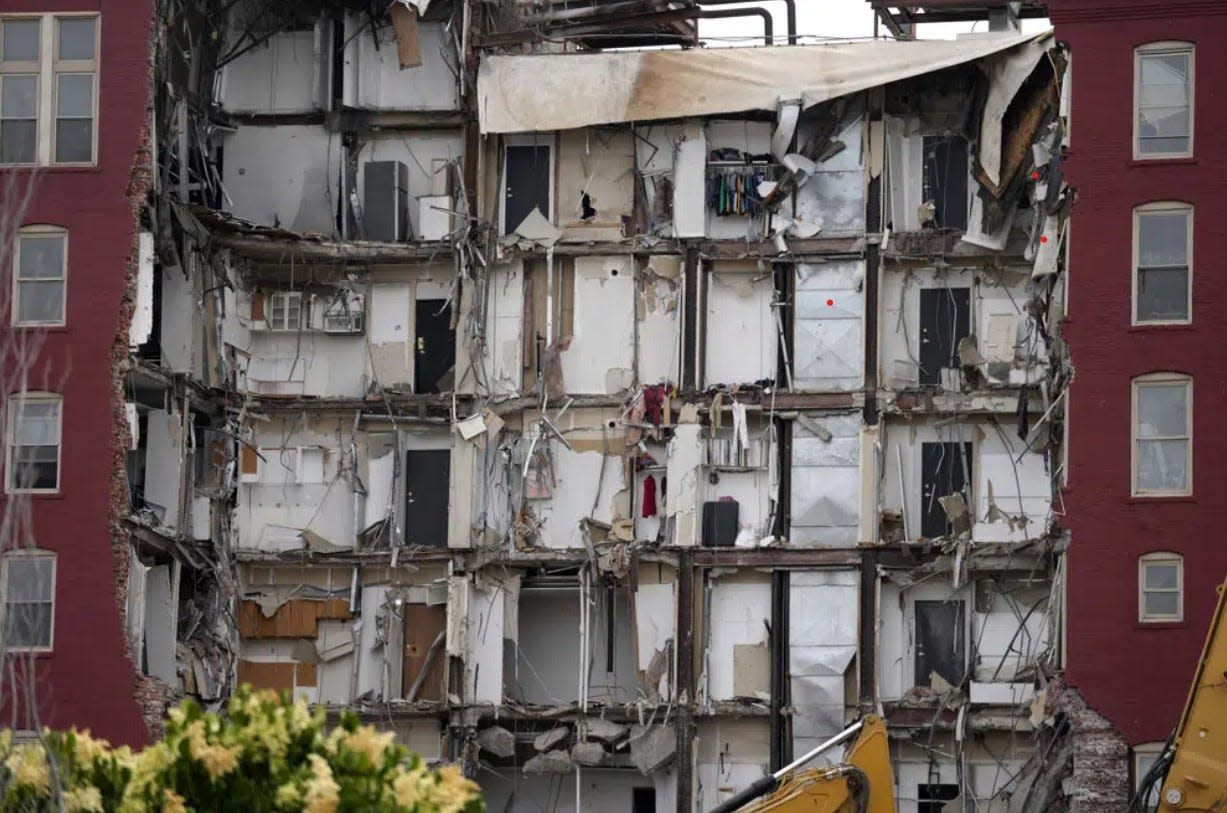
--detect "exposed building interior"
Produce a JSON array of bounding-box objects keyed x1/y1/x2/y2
[{"x1": 122, "y1": 0, "x2": 1074, "y2": 809}]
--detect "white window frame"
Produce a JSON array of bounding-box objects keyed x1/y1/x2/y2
[
  {"x1": 5, "y1": 392, "x2": 62, "y2": 494},
  {"x1": 1131, "y1": 374, "x2": 1192, "y2": 497},
  {"x1": 1, "y1": 551, "x2": 56, "y2": 652},
  {"x1": 1138, "y1": 552, "x2": 1183, "y2": 623},
  {"x1": 12, "y1": 225, "x2": 66, "y2": 327},
  {"x1": 0, "y1": 13, "x2": 99, "y2": 167},
  {"x1": 1132, "y1": 202, "x2": 1192, "y2": 326},
  {"x1": 1133, "y1": 742, "x2": 1165, "y2": 812},
  {"x1": 267, "y1": 291, "x2": 303, "y2": 332},
  {"x1": 1133, "y1": 42, "x2": 1194, "y2": 161}
]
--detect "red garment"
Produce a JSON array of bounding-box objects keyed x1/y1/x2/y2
[
  {"x1": 644, "y1": 385, "x2": 665, "y2": 425},
  {"x1": 642, "y1": 474, "x2": 658, "y2": 518}
]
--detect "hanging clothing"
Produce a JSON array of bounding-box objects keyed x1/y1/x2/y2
[
  {"x1": 644, "y1": 385, "x2": 666, "y2": 425},
  {"x1": 642, "y1": 474, "x2": 658, "y2": 518},
  {"x1": 731, "y1": 400, "x2": 750, "y2": 455}
]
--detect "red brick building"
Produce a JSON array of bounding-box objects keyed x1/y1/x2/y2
[
  {"x1": 0, "y1": 0, "x2": 153, "y2": 744},
  {"x1": 1050, "y1": 0, "x2": 1227, "y2": 789}
]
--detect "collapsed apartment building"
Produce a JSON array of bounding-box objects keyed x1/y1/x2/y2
[{"x1": 124, "y1": 1, "x2": 1072, "y2": 809}]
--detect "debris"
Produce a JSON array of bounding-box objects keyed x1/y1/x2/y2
[
  {"x1": 581, "y1": 717, "x2": 629, "y2": 743},
  {"x1": 389, "y1": 3, "x2": 423, "y2": 69},
  {"x1": 477, "y1": 726, "x2": 516, "y2": 758},
  {"x1": 523, "y1": 750, "x2": 573, "y2": 774},
  {"x1": 629, "y1": 725, "x2": 676, "y2": 774},
  {"x1": 533, "y1": 726, "x2": 571, "y2": 752},
  {"x1": 571, "y1": 741, "x2": 605, "y2": 766}
]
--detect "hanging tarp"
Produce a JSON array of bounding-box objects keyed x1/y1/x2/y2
[{"x1": 478, "y1": 30, "x2": 1051, "y2": 133}]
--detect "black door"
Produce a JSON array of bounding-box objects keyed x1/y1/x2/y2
[
  {"x1": 503, "y1": 145, "x2": 551, "y2": 233},
  {"x1": 921, "y1": 441, "x2": 972, "y2": 539},
  {"x1": 415, "y1": 299, "x2": 455, "y2": 394},
  {"x1": 632, "y1": 788, "x2": 656, "y2": 813},
  {"x1": 918, "y1": 287, "x2": 970, "y2": 386},
  {"x1": 405, "y1": 449, "x2": 449, "y2": 547},
  {"x1": 914, "y1": 600, "x2": 966, "y2": 688},
  {"x1": 922, "y1": 134, "x2": 969, "y2": 231}
]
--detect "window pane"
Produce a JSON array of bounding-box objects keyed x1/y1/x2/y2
[
  {"x1": 55, "y1": 74, "x2": 92, "y2": 118},
  {"x1": 16, "y1": 402, "x2": 60, "y2": 445},
  {"x1": 0, "y1": 121, "x2": 34, "y2": 164},
  {"x1": 3, "y1": 602, "x2": 51, "y2": 648},
  {"x1": 17, "y1": 280, "x2": 63, "y2": 323},
  {"x1": 10, "y1": 451, "x2": 57, "y2": 490},
  {"x1": 1145, "y1": 563, "x2": 1179, "y2": 590},
  {"x1": 54, "y1": 118, "x2": 91, "y2": 163},
  {"x1": 2, "y1": 20, "x2": 39, "y2": 62},
  {"x1": 1145, "y1": 590, "x2": 1179, "y2": 618},
  {"x1": 1137, "y1": 267, "x2": 1188, "y2": 322},
  {"x1": 57, "y1": 18, "x2": 96, "y2": 61},
  {"x1": 1138, "y1": 438, "x2": 1189, "y2": 492},
  {"x1": 1141, "y1": 53, "x2": 1189, "y2": 89},
  {"x1": 2, "y1": 75, "x2": 37, "y2": 119},
  {"x1": 1138, "y1": 212, "x2": 1188, "y2": 266},
  {"x1": 1138, "y1": 52, "x2": 1191, "y2": 155},
  {"x1": 6, "y1": 558, "x2": 53, "y2": 602},
  {"x1": 1137, "y1": 384, "x2": 1187, "y2": 437},
  {"x1": 19, "y1": 235, "x2": 64, "y2": 280}
]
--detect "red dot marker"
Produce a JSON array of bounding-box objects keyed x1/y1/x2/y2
[
  {"x1": 1040, "y1": 235, "x2": 1049, "y2": 244},
  {"x1": 1031, "y1": 171, "x2": 1041, "y2": 180},
  {"x1": 826, "y1": 299, "x2": 834, "y2": 307}
]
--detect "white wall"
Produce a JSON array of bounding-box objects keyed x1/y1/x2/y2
[
  {"x1": 706, "y1": 574, "x2": 771, "y2": 702},
  {"x1": 220, "y1": 29, "x2": 320, "y2": 114},
  {"x1": 535, "y1": 443, "x2": 625, "y2": 549},
  {"x1": 478, "y1": 261, "x2": 524, "y2": 397},
  {"x1": 790, "y1": 413, "x2": 861, "y2": 547},
  {"x1": 222, "y1": 125, "x2": 341, "y2": 235},
  {"x1": 343, "y1": 18, "x2": 459, "y2": 111},
  {"x1": 696, "y1": 718, "x2": 770, "y2": 813},
  {"x1": 793, "y1": 260, "x2": 864, "y2": 391},
  {"x1": 705, "y1": 266, "x2": 776, "y2": 386},
  {"x1": 144, "y1": 408, "x2": 184, "y2": 529},
  {"x1": 794, "y1": 102, "x2": 866, "y2": 234},
  {"x1": 638, "y1": 256, "x2": 682, "y2": 385},
  {"x1": 789, "y1": 570, "x2": 857, "y2": 755},
  {"x1": 561, "y1": 256, "x2": 635, "y2": 394}
]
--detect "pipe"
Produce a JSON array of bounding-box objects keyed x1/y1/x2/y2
[
  {"x1": 698, "y1": 8, "x2": 773, "y2": 45},
  {"x1": 696, "y1": 0, "x2": 795, "y2": 45},
  {"x1": 406, "y1": 630, "x2": 446, "y2": 702}
]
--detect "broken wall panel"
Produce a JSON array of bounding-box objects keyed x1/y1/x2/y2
[
  {"x1": 789, "y1": 413, "x2": 861, "y2": 547},
  {"x1": 219, "y1": 27, "x2": 322, "y2": 115},
  {"x1": 633, "y1": 565, "x2": 676, "y2": 702},
  {"x1": 143, "y1": 408, "x2": 185, "y2": 529},
  {"x1": 706, "y1": 572, "x2": 771, "y2": 702},
  {"x1": 221, "y1": 125, "x2": 342, "y2": 235},
  {"x1": 557, "y1": 127, "x2": 635, "y2": 238},
  {"x1": 794, "y1": 101, "x2": 867, "y2": 234},
  {"x1": 793, "y1": 260, "x2": 865, "y2": 391},
  {"x1": 637, "y1": 256, "x2": 682, "y2": 385},
  {"x1": 342, "y1": 17, "x2": 460, "y2": 112}
]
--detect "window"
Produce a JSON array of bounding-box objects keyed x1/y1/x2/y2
[
  {"x1": 1133, "y1": 375, "x2": 1192, "y2": 496},
  {"x1": 1133, "y1": 743, "x2": 1165, "y2": 812},
  {"x1": 2, "y1": 553, "x2": 55, "y2": 651},
  {"x1": 267, "y1": 291, "x2": 302, "y2": 332},
  {"x1": 1139, "y1": 553, "x2": 1183, "y2": 623},
  {"x1": 13, "y1": 226, "x2": 65, "y2": 326},
  {"x1": 0, "y1": 15, "x2": 98, "y2": 165},
  {"x1": 6, "y1": 393, "x2": 61, "y2": 493},
  {"x1": 1135, "y1": 43, "x2": 1193, "y2": 159},
  {"x1": 1134, "y1": 204, "x2": 1191, "y2": 324}
]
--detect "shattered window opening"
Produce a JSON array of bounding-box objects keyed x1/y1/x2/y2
[
  {"x1": 1139, "y1": 552, "x2": 1183, "y2": 623},
  {"x1": 14, "y1": 226, "x2": 66, "y2": 326},
  {"x1": 6, "y1": 393, "x2": 61, "y2": 493},
  {"x1": 1135, "y1": 43, "x2": 1193, "y2": 159},
  {"x1": 1133, "y1": 375, "x2": 1191, "y2": 496},
  {"x1": 1134, "y1": 203, "x2": 1191, "y2": 324},
  {"x1": 1, "y1": 552, "x2": 55, "y2": 651}
]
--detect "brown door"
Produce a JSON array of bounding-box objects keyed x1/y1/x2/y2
[{"x1": 402, "y1": 603, "x2": 446, "y2": 701}]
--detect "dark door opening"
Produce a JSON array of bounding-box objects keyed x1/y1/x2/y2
[
  {"x1": 920, "y1": 441, "x2": 972, "y2": 539},
  {"x1": 918, "y1": 287, "x2": 970, "y2": 387},
  {"x1": 918, "y1": 782, "x2": 961, "y2": 813},
  {"x1": 414, "y1": 299, "x2": 455, "y2": 394},
  {"x1": 632, "y1": 787, "x2": 656, "y2": 813},
  {"x1": 405, "y1": 449, "x2": 450, "y2": 547},
  {"x1": 503, "y1": 144, "x2": 551, "y2": 234},
  {"x1": 922, "y1": 134, "x2": 969, "y2": 231},
  {"x1": 914, "y1": 600, "x2": 966, "y2": 688}
]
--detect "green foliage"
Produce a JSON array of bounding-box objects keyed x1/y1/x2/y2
[{"x1": 0, "y1": 686, "x2": 483, "y2": 813}]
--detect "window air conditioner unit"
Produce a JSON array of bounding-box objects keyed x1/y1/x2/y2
[{"x1": 323, "y1": 311, "x2": 365, "y2": 334}]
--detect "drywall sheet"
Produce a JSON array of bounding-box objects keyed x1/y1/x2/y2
[
  {"x1": 221, "y1": 29, "x2": 318, "y2": 114},
  {"x1": 145, "y1": 564, "x2": 178, "y2": 685},
  {"x1": 144, "y1": 409, "x2": 183, "y2": 529},
  {"x1": 484, "y1": 261, "x2": 524, "y2": 397},
  {"x1": 973, "y1": 443, "x2": 1050, "y2": 543},
  {"x1": 369, "y1": 282, "x2": 413, "y2": 389},
  {"x1": 638, "y1": 257, "x2": 682, "y2": 384},
  {"x1": 634, "y1": 581, "x2": 675, "y2": 700},
  {"x1": 793, "y1": 261, "x2": 864, "y2": 391},
  {"x1": 705, "y1": 270, "x2": 775, "y2": 386},
  {"x1": 479, "y1": 32, "x2": 1047, "y2": 132},
  {"x1": 790, "y1": 413, "x2": 861, "y2": 546},
  {"x1": 672, "y1": 133, "x2": 707, "y2": 239},
  {"x1": 794, "y1": 104, "x2": 866, "y2": 233},
  {"x1": 789, "y1": 570, "x2": 857, "y2": 756},
  {"x1": 221, "y1": 125, "x2": 341, "y2": 234},
  {"x1": 561, "y1": 257, "x2": 635, "y2": 394},
  {"x1": 667, "y1": 425, "x2": 702, "y2": 546},
  {"x1": 973, "y1": 582, "x2": 1049, "y2": 682},
  {"x1": 346, "y1": 18, "x2": 458, "y2": 111},
  {"x1": 708, "y1": 576, "x2": 771, "y2": 701},
  {"x1": 131, "y1": 231, "x2": 154, "y2": 349},
  {"x1": 540, "y1": 446, "x2": 625, "y2": 549},
  {"x1": 467, "y1": 576, "x2": 510, "y2": 704}
]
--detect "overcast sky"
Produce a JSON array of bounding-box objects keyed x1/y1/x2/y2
[{"x1": 696, "y1": 0, "x2": 1051, "y2": 44}]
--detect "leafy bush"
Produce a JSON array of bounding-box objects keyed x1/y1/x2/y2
[{"x1": 0, "y1": 686, "x2": 482, "y2": 813}]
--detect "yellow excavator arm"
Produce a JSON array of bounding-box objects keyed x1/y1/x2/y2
[
  {"x1": 708, "y1": 715, "x2": 896, "y2": 813},
  {"x1": 1149, "y1": 581, "x2": 1227, "y2": 811}
]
